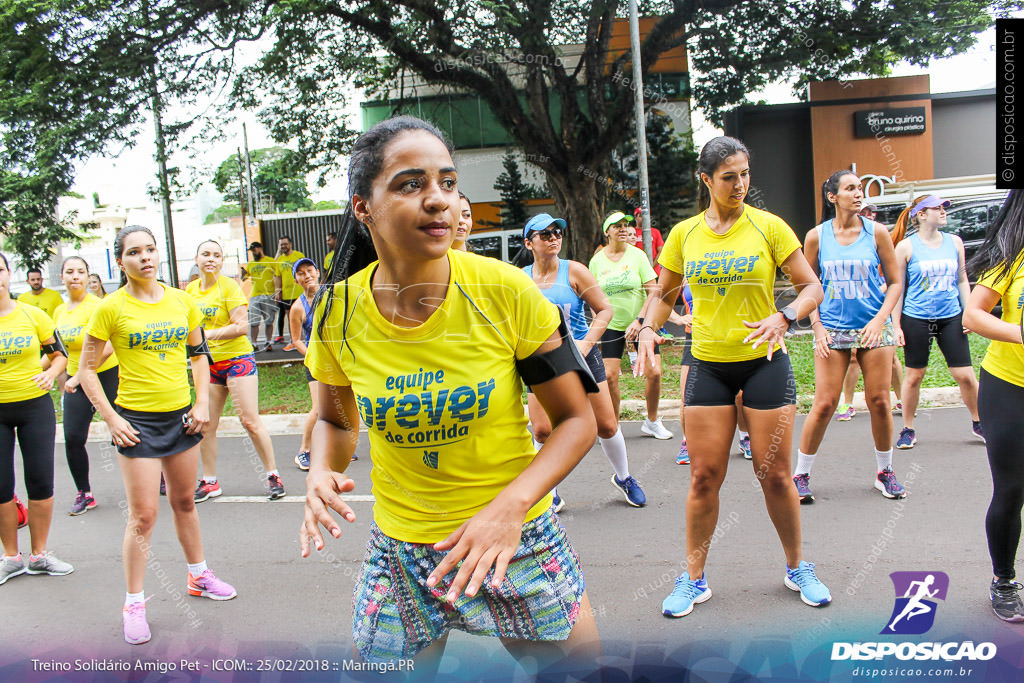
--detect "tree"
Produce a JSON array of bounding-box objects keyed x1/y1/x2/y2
[
  {"x1": 1, "y1": 1, "x2": 1014, "y2": 262},
  {"x1": 0, "y1": 0, "x2": 260, "y2": 265},
  {"x1": 203, "y1": 203, "x2": 242, "y2": 225},
  {"x1": 608, "y1": 110, "x2": 699, "y2": 234},
  {"x1": 491, "y1": 151, "x2": 543, "y2": 230},
  {"x1": 228, "y1": 0, "x2": 1013, "y2": 259},
  {"x1": 212, "y1": 147, "x2": 313, "y2": 213}
]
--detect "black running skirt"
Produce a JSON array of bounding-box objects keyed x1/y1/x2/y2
[{"x1": 114, "y1": 405, "x2": 203, "y2": 459}]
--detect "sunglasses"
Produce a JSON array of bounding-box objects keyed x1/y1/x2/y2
[{"x1": 529, "y1": 228, "x2": 563, "y2": 241}]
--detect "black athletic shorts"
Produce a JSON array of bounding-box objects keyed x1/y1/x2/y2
[
  {"x1": 526, "y1": 344, "x2": 606, "y2": 394},
  {"x1": 678, "y1": 331, "x2": 693, "y2": 367},
  {"x1": 685, "y1": 355, "x2": 796, "y2": 409},
  {"x1": 900, "y1": 312, "x2": 972, "y2": 369},
  {"x1": 599, "y1": 327, "x2": 660, "y2": 360}
]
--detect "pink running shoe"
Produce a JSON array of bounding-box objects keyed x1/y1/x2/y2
[
  {"x1": 187, "y1": 569, "x2": 237, "y2": 600},
  {"x1": 123, "y1": 600, "x2": 151, "y2": 645}
]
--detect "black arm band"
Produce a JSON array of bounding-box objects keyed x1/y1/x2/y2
[
  {"x1": 186, "y1": 328, "x2": 214, "y2": 364},
  {"x1": 40, "y1": 331, "x2": 68, "y2": 357},
  {"x1": 515, "y1": 310, "x2": 599, "y2": 394}
]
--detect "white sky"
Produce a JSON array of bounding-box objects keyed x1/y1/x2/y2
[{"x1": 73, "y1": 26, "x2": 1002, "y2": 211}]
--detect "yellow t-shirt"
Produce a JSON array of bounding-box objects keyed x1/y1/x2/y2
[
  {"x1": 54, "y1": 294, "x2": 118, "y2": 375},
  {"x1": 277, "y1": 250, "x2": 305, "y2": 300},
  {"x1": 659, "y1": 206, "x2": 802, "y2": 362},
  {"x1": 186, "y1": 275, "x2": 254, "y2": 362},
  {"x1": 247, "y1": 255, "x2": 278, "y2": 297},
  {"x1": 18, "y1": 288, "x2": 64, "y2": 319},
  {"x1": 323, "y1": 250, "x2": 335, "y2": 275},
  {"x1": 86, "y1": 284, "x2": 203, "y2": 412},
  {"x1": 0, "y1": 302, "x2": 56, "y2": 403},
  {"x1": 306, "y1": 250, "x2": 560, "y2": 543},
  {"x1": 977, "y1": 258, "x2": 1024, "y2": 388}
]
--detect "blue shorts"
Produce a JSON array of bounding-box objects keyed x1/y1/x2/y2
[
  {"x1": 209, "y1": 354, "x2": 258, "y2": 385},
  {"x1": 352, "y1": 508, "x2": 585, "y2": 662}
]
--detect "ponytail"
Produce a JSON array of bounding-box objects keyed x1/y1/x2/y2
[
  {"x1": 312, "y1": 205, "x2": 378, "y2": 352},
  {"x1": 890, "y1": 195, "x2": 929, "y2": 246}
]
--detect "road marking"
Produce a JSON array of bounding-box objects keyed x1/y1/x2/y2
[{"x1": 212, "y1": 495, "x2": 376, "y2": 503}]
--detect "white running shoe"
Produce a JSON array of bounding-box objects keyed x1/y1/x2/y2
[{"x1": 641, "y1": 418, "x2": 673, "y2": 440}]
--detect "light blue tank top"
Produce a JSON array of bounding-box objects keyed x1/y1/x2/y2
[
  {"x1": 817, "y1": 218, "x2": 887, "y2": 329},
  {"x1": 524, "y1": 259, "x2": 590, "y2": 341},
  {"x1": 903, "y1": 233, "x2": 961, "y2": 319}
]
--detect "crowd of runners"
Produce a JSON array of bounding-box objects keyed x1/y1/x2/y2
[{"x1": 1, "y1": 116, "x2": 1023, "y2": 665}]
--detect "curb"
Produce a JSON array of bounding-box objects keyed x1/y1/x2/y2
[
  {"x1": 619, "y1": 386, "x2": 965, "y2": 420},
  {"x1": 70, "y1": 387, "x2": 965, "y2": 442}
]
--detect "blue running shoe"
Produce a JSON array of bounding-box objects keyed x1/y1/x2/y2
[
  {"x1": 875, "y1": 467, "x2": 907, "y2": 499},
  {"x1": 612, "y1": 475, "x2": 647, "y2": 507},
  {"x1": 294, "y1": 451, "x2": 310, "y2": 471},
  {"x1": 552, "y1": 491, "x2": 565, "y2": 514},
  {"x1": 739, "y1": 434, "x2": 752, "y2": 460},
  {"x1": 972, "y1": 421, "x2": 986, "y2": 443},
  {"x1": 785, "y1": 561, "x2": 831, "y2": 606},
  {"x1": 896, "y1": 427, "x2": 916, "y2": 449},
  {"x1": 662, "y1": 572, "x2": 711, "y2": 617},
  {"x1": 676, "y1": 440, "x2": 690, "y2": 465},
  {"x1": 793, "y1": 473, "x2": 814, "y2": 504}
]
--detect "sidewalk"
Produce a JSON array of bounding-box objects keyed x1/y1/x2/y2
[{"x1": 68, "y1": 387, "x2": 966, "y2": 442}]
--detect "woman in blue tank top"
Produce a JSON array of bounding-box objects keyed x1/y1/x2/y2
[
  {"x1": 523, "y1": 214, "x2": 647, "y2": 510},
  {"x1": 287, "y1": 257, "x2": 335, "y2": 471},
  {"x1": 794, "y1": 171, "x2": 905, "y2": 504},
  {"x1": 891, "y1": 195, "x2": 982, "y2": 450}
]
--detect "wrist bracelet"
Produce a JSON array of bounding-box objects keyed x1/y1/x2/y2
[{"x1": 639, "y1": 325, "x2": 656, "y2": 334}]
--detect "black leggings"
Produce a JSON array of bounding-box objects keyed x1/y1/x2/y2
[
  {"x1": 277, "y1": 299, "x2": 295, "y2": 337},
  {"x1": 979, "y1": 368, "x2": 1024, "y2": 580},
  {"x1": 62, "y1": 366, "x2": 119, "y2": 492},
  {"x1": 0, "y1": 394, "x2": 57, "y2": 503}
]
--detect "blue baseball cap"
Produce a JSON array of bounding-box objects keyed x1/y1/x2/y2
[
  {"x1": 292, "y1": 257, "x2": 318, "y2": 278},
  {"x1": 523, "y1": 213, "x2": 566, "y2": 239}
]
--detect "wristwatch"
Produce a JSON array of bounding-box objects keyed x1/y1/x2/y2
[{"x1": 779, "y1": 306, "x2": 798, "y2": 330}]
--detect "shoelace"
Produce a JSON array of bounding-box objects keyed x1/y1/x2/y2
[
  {"x1": 880, "y1": 470, "x2": 902, "y2": 489},
  {"x1": 789, "y1": 563, "x2": 820, "y2": 587},
  {"x1": 124, "y1": 595, "x2": 154, "y2": 615},
  {"x1": 795, "y1": 474, "x2": 811, "y2": 489},
  {"x1": 670, "y1": 576, "x2": 704, "y2": 600},
  {"x1": 994, "y1": 581, "x2": 1024, "y2": 597}
]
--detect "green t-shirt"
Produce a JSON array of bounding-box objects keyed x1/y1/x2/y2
[{"x1": 588, "y1": 246, "x2": 656, "y2": 331}]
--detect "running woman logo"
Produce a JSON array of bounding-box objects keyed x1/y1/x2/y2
[
  {"x1": 881, "y1": 571, "x2": 949, "y2": 635},
  {"x1": 422, "y1": 451, "x2": 439, "y2": 469}
]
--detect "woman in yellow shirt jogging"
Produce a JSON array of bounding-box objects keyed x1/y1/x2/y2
[
  {"x1": 300, "y1": 116, "x2": 600, "y2": 674},
  {"x1": 637, "y1": 136, "x2": 829, "y2": 617},
  {"x1": 79, "y1": 226, "x2": 236, "y2": 646},
  {"x1": 0, "y1": 251, "x2": 73, "y2": 587},
  {"x1": 187, "y1": 240, "x2": 285, "y2": 502}
]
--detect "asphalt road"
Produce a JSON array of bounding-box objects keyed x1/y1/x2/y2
[{"x1": 2, "y1": 407, "x2": 1022, "y2": 681}]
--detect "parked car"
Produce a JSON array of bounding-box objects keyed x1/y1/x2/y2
[{"x1": 865, "y1": 174, "x2": 1008, "y2": 266}]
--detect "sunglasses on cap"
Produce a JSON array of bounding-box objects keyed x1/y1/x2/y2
[{"x1": 528, "y1": 228, "x2": 563, "y2": 241}]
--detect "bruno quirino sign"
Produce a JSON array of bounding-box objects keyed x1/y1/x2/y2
[{"x1": 854, "y1": 107, "x2": 927, "y2": 137}]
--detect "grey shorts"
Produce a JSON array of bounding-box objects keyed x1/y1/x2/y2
[{"x1": 248, "y1": 295, "x2": 277, "y2": 326}]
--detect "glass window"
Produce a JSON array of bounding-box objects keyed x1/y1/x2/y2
[
  {"x1": 944, "y1": 205, "x2": 988, "y2": 243},
  {"x1": 467, "y1": 234, "x2": 503, "y2": 260}
]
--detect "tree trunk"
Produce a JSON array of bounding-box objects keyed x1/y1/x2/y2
[{"x1": 545, "y1": 166, "x2": 606, "y2": 263}]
